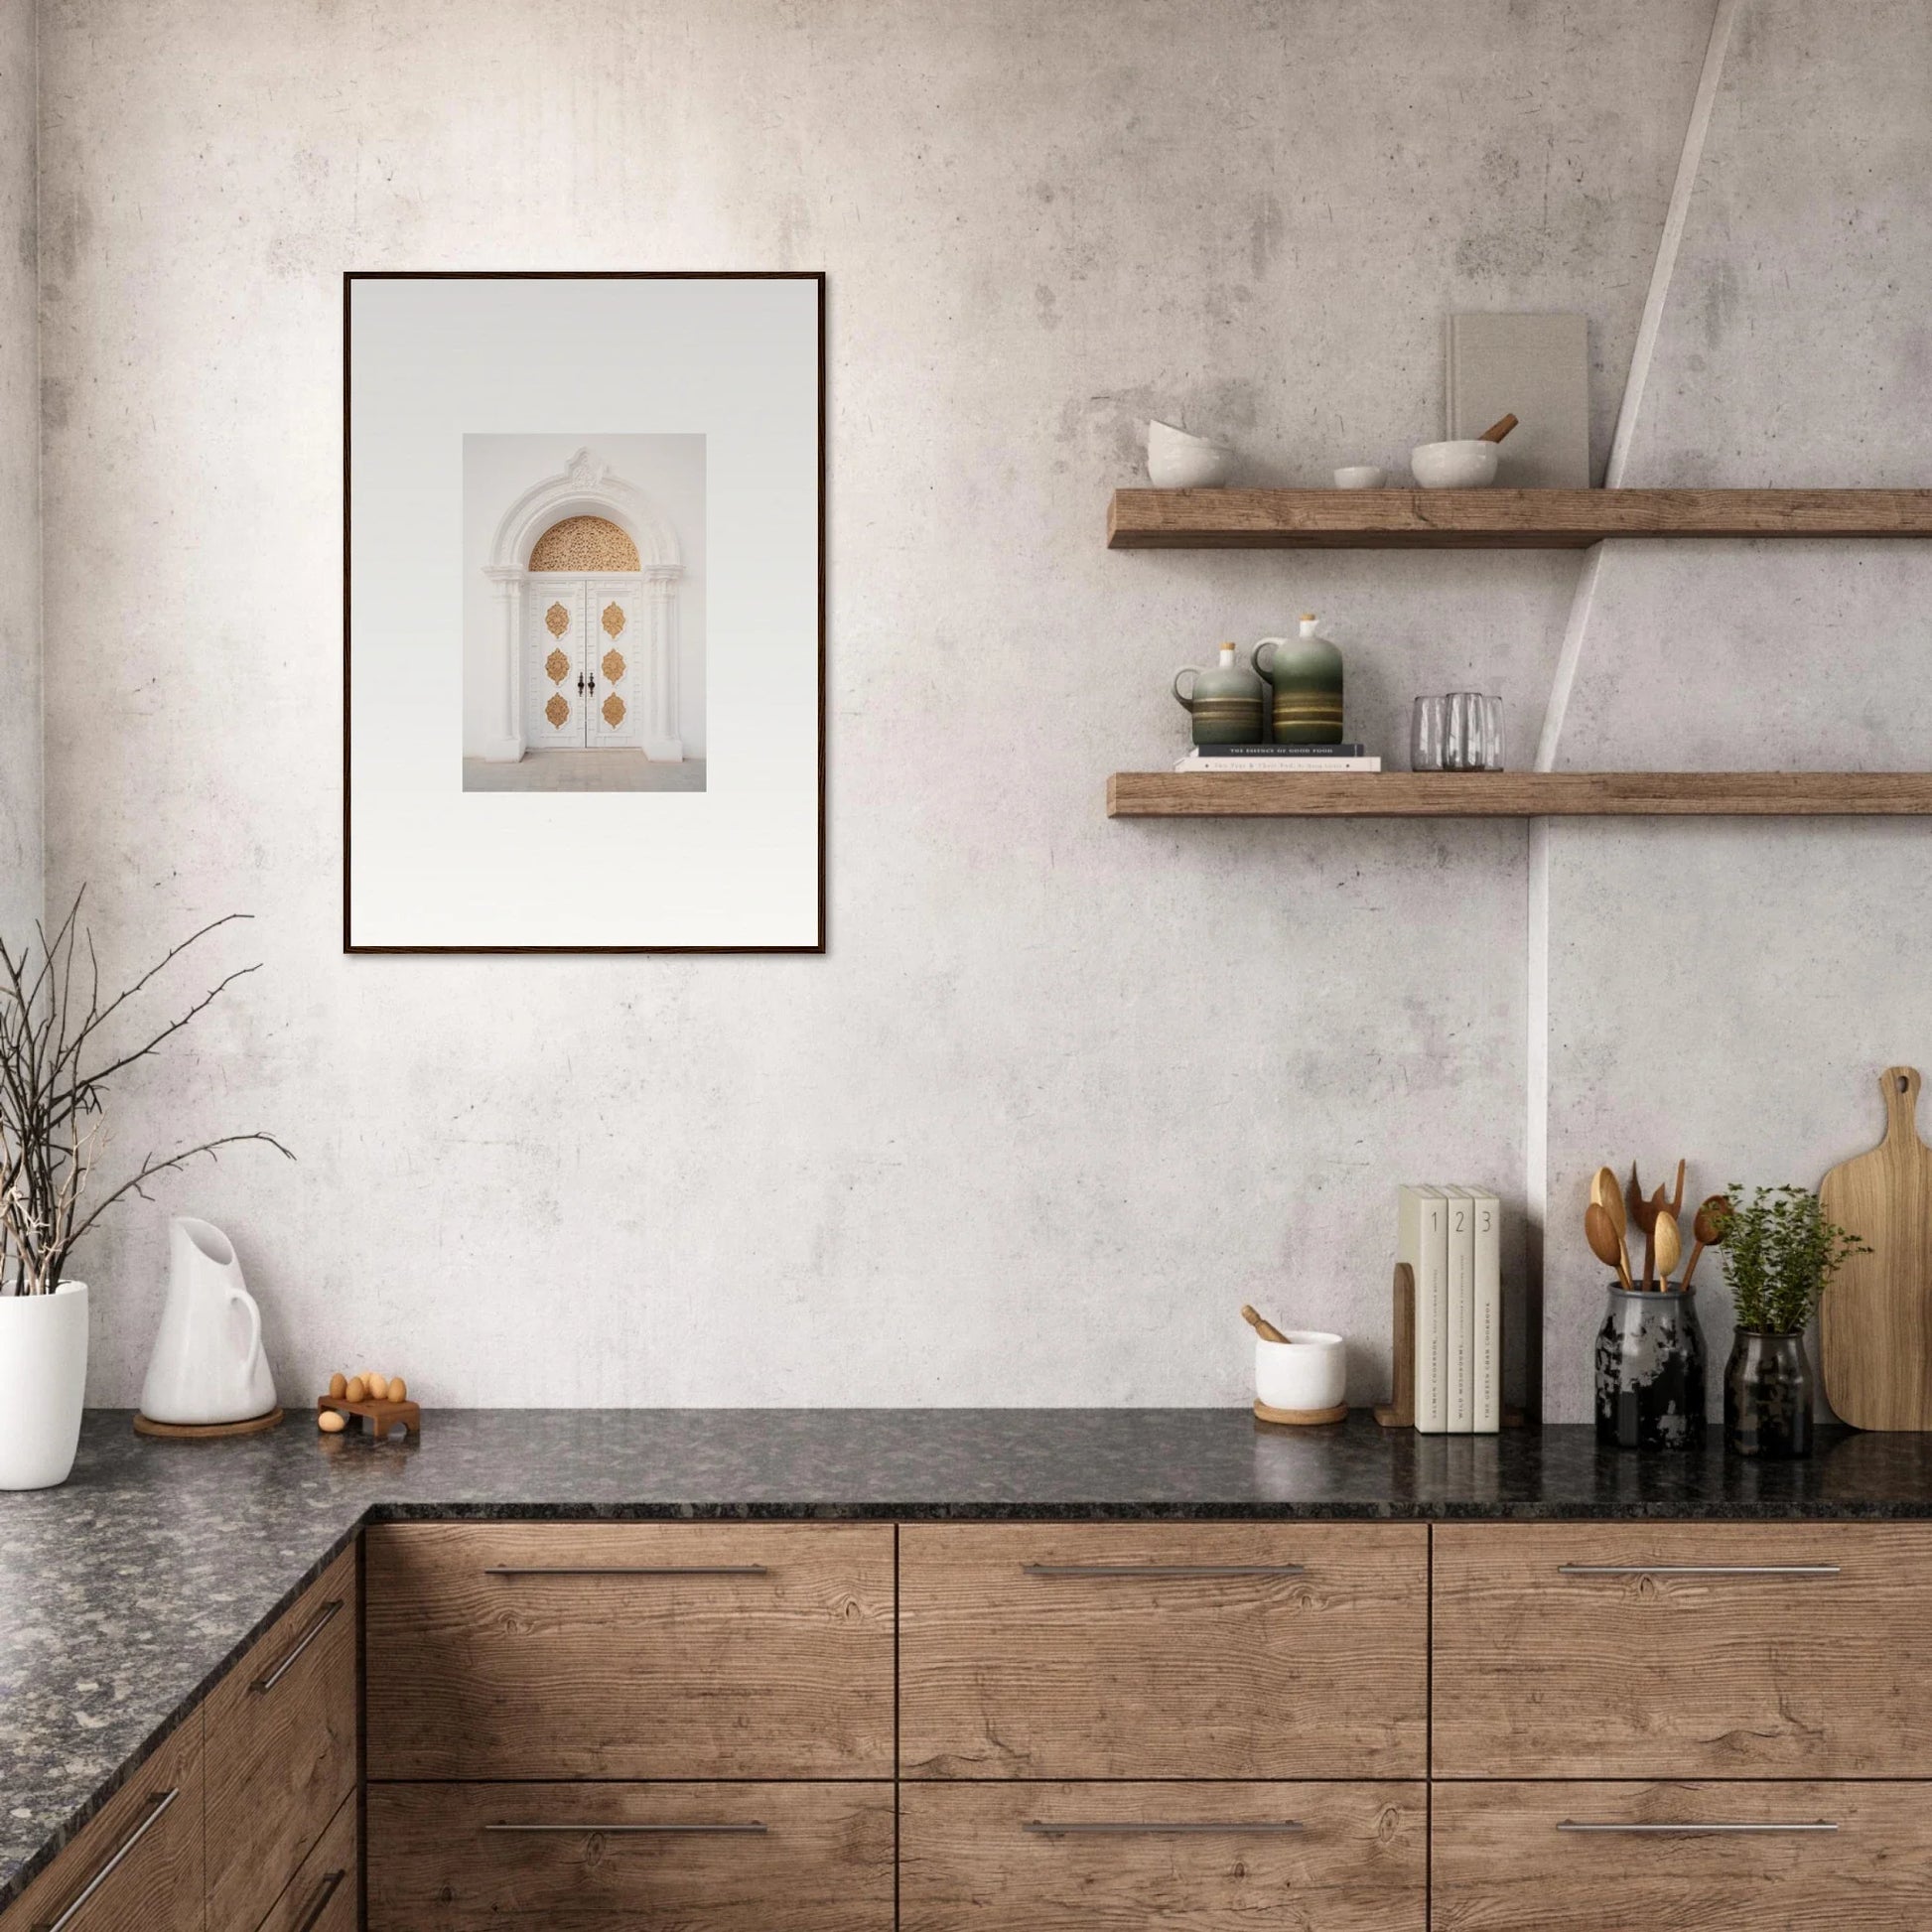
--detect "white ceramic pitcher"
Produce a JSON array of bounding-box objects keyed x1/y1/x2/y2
[{"x1": 139, "y1": 1218, "x2": 277, "y2": 1425}]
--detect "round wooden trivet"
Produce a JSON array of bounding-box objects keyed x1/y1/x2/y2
[
  {"x1": 133, "y1": 1407, "x2": 284, "y2": 1440},
  {"x1": 1253, "y1": 1398, "x2": 1349, "y2": 1428}
]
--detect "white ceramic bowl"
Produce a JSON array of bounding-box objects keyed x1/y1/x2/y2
[
  {"x1": 1332, "y1": 465, "x2": 1386, "y2": 489},
  {"x1": 1254, "y1": 1330, "x2": 1346, "y2": 1413},
  {"x1": 1410, "y1": 440, "x2": 1499, "y2": 488},
  {"x1": 1147, "y1": 419, "x2": 1236, "y2": 488}
]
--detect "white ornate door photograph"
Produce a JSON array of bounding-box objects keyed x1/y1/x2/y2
[{"x1": 345, "y1": 271, "x2": 823, "y2": 952}]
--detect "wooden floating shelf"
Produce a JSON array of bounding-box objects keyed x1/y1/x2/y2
[
  {"x1": 1107, "y1": 771, "x2": 1932, "y2": 818},
  {"x1": 1106, "y1": 487, "x2": 1932, "y2": 549}
]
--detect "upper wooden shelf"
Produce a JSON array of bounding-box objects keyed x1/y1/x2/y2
[
  {"x1": 1107, "y1": 771, "x2": 1932, "y2": 818},
  {"x1": 1106, "y1": 487, "x2": 1932, "y2": 549}
]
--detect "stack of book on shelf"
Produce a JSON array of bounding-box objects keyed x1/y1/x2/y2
[
  {"x1": 1398, "y1": 1184, "x2": 1501, "y2": 1434},
  {"x1": 1175, "y1": 744, "x2": 1381, "y2": 772}
]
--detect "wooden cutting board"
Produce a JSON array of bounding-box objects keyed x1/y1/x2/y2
[{"x1": 1821, "y1": 1065, "x2": 1932, "y2": 1430}]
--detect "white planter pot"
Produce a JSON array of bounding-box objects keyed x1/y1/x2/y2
[{"x1": 0, "y1": 1281, "x2": 89, "y2": 1489}]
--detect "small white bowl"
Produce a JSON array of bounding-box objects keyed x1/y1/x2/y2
[
  {"x1": 1254, "y1": 1330, "x2": 1346, "y2": 1413},
  {"x1": 1148, "y1": 419, "x2": 1236, "y2": 488},
  {"x1": 1410, "y1": 440, "x2": 1499, "y2": 488},
  {"x1": 1332, "y1": 465, "x2": 1386, "y2": 489}
]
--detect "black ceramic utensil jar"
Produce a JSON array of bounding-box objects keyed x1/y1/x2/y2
[{"x1": 1594, "y1": 1283, "x2": 1707, "y2": 1450}]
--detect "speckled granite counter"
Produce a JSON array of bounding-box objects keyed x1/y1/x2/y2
[{"x1": 7, "y1": 1407, "x2": 1932, "y2": 1907}]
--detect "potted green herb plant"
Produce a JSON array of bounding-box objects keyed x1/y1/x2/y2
[
  {"x1": 1, "y1": 894, "x2": 290, "y2": 1488},
  {"x1": 1716, "y1": 1184, "x2": 1868, "y2": 1459}
]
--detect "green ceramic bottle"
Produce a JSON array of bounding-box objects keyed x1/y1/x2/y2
[
  {"x1": 1251, "y1": 614, "x2": 1344, "y2": 745},
  {"x1": 1173, "y1": 642, "x2": 1266, "y2": 746}
]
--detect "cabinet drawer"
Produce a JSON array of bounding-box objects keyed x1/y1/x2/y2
[
  {"x1": 1433, "y1": 1523, "x2": 1932, "y2": 1776},
  {"x1": 367, "y1": 1781, "x2": 894, "y2": 1930},
  {"x1": 256, "y1": 1789, "x2": 355, "y2": 1932},
  {"x1": 4, "y1": 1715, "x2": 203, "y2": 1932},
  {"x1": 1432, "y1": 1781, "x2": 1932, "y2": 1929},
  {"x1": 899, "y1": 1523, "x2": 1427, "y2": 1777},
  {"x1": 365, "y1": 1522, "x2": 894, "y2": 1778},
  {"x1": 205, "y1": 1542, "x2": 358, "y2": 1932},
  {"x1": 901, "y1": 1781, "x2": 1426, "y2": 1931}
]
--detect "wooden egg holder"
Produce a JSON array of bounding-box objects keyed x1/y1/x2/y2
[
  {"x1": 317, "y1": 1394, "x2": 421, "y2": 1440},
  {"x1": 1374, "y1": 1261, "x2": 1525, "y2": 1431}
]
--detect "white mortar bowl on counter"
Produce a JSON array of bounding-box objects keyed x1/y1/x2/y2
[{"x1": 1254, "y1": 1330, "x2": 1346, "y2": 1413}]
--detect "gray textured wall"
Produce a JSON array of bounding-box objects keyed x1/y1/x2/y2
[
  {"x1": 26, "y1": 0, "x2": 1925, "y2": 1416},
  {"x1": 0, "y1": 0, "x2": 37, "y2": 945}
]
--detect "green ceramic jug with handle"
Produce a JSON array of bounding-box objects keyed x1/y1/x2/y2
[
  {"x1": 1251, "y1": 614, "x2": 1344, "y2": 745},
  {"x1": 1173, "y1": 642, "x2": 1266, "y2": 746}
]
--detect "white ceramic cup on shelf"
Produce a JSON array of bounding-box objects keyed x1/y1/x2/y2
[
  {"x1": 1254, "y1": 1330, "x2": 1347, "y2": 1413},
  {"x1": 1332, "y1": 465, "x2": 1386, "y2": 489}
]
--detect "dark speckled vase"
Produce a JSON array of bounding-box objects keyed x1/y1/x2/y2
[
  {"x1": 1725, "y1": 1330, "x2": 1815, "y2": 1459},
  {"x1": 1594, "y1": 1283, "x2": 1707, "y2": 1451}
]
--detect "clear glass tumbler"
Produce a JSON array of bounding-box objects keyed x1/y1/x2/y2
[
  {"x1": 1411, "y1": 696, "x2": 1447, "y2": 771},
  {"x1": 1445, "y1": 691, "x2": 1483, "y2": 771},
  {"x1": 1482, "y1": 694, "x2": 1505, "y2": 771}
]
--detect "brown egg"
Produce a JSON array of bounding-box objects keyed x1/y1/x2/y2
[
  {"x1": 344, "y1": 1375, "x2": 367, "y2": 1403},
  {"x1": 387, "y1": 1376, "x2": 407, "y2": 1402},
  {"x1": 328, "y1": 1372, "x2": 347, "y2": 1399},
  {"x1": 318, "y1": 1409, "x2": 347, "y2": 1434},
  {"x1": 365, "y1": 1372, "x2": 390, "y2": 1401}
]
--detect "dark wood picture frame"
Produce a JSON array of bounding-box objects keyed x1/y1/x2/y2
[{"x1": 343, "y1": 270, "x2": 826, "y2": 955}]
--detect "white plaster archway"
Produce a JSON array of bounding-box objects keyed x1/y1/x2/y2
[{"x1": 480, "y1": 448, "x2": 686, "y2": 761}]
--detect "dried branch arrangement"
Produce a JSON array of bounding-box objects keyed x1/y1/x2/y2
[{"x1": 0, "y1": 891, "x2": 292, "y2": 1295}]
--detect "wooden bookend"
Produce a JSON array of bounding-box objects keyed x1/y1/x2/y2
[{"x1": 1374, "y1": 1262, "x2": 1416, "y2": 1429}]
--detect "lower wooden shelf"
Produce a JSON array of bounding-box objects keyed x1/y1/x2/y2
[{"x1": 1107, "y1": 771, "x2": 1932, "y2": 818}]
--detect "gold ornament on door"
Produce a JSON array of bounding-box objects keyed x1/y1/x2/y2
[
  {"x1": 544, "y1": 692, "x2": 570, "y2": 730},
  {"x1": 602, "y1": 602, "x2": 626, "y2": 638},
  {"x1": 602, "y1": 649, "x2": 625, "y2": 684},
  {"x1": 544, "y1": 647, "x2": 570, "y2": 684},
  {"x1": 602, "y1": 693, "x2": 626, "y2": 729},
  {"x1": 544, "y1": 602, "x2": 570, "y2": 637}
]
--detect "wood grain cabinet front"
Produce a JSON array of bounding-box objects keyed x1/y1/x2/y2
[
  {"x1": 364, "y1": 1522, "x2": 895, "y2": 1779},
  {"x1": 1433, "y1": 1523, "x2": 1932, "y2": 1777},
  {"x1": 1431, "y1": 1780, "x2": 1932, "y2": 1930},
  {"x1": 899, "y1": 1523, "x2": 1428, "y2": 1778},
  {"x1": 204, "y1": 1542, "x2": 358, "y2": 1932},
  {"x1": 254, "y1": 1790, "x2": 355, "y2": 1932},
  {"x1": 900, "y1": 1781, "x2": 1428, "y2": 1931},
  {"x1": 2, "y1": 1715, "x2": 204, "y2": 1932},
  {"x1": 366, "y1": 1781, "x2": 894, "y2": 1931}
]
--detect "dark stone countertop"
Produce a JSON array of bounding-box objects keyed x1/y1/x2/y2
[{"x1": 7, "y1": 1406, "x2": 1932, "y2": 1906}]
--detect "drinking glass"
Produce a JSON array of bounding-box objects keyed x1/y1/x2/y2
[
  {"x1": 1445, "y1": 691, "x2": 1483, "y2": 771},
  {"x1": 1482, "y1": 694, "x2": 1505, "y2": 771},
  {"x1": 1410, "y1": 697, "x2": 1447, "y2": 771}
]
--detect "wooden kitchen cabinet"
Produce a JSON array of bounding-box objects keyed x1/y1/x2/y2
[
  {"x1": 1432, "y1": 1522, "x2": 1932, "y2": 1777},
  {"x1": 204, "y1": 1543, "x2": 358, "y2": 1932},
  {"x1": 364, "y1": 1521, "x2": 895, "y2": 1779},
  {"x1": 898, "y1": 1522, "x2": 1428, "y2": 1777},
  {"x1": 1431, "y1": 1779, "x2": 1932, "y2": 1929},
  {"x1": 900, "y1": 1780, "x2": 1428, "y2": 1931},
  {"x1": 2, "y1": 1715, "x2": 204, "y2": 1932},
  {"x1": 366, "y1": 1780, "x2": 894, "y2": 1930},
  {"x1": 253, "y1": 1791, "x2": 355, "y2": 1932}
]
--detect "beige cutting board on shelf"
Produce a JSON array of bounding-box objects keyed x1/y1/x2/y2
[{"x1": 1820, "y1": 1066, "x2": 1932, "y2": 1430}]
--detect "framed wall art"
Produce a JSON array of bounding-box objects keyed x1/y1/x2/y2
[{"x1": 344, "y1": 271, "x2": 824, "y2": 951}]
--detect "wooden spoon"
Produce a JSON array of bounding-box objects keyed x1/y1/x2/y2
[
  {"x1": 1679, "y1": 1194, "x2": 1731, "y2": 1290},
  {"x1": 1241, "y1": 1305, "x2": 1291, "y2": 1344},
  {"x1": 1586, "y1": 1202, "x2": 1634, "y2": 1291},
  {"x1": 1479, "y1": 412, "x2": 1519, "y2": 444},
  {"x1": 1653, "y1": 1209, "x2": 1683, "y2": 1289},
  {"x1": 1670, "y1": 1159, "x2": 1686, "y2": 1217},
  {"x1": 1640, "y1": 1183, "x2": 1669, "y2": 1288},
  {"x1": 1589, "y1": 1168, "x2": 1633, "y2": 1281},
  {"x1": 1625, "y1": 1164, "x2": 1661, "y2": 1235}
]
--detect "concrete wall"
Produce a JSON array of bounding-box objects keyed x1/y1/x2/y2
[
  {"x1": 29, "y1": 0, "x2": 1919, "y2": 1416},
  {"x1": 0, "y1": 0, "x2": 36, "y2": 945}
]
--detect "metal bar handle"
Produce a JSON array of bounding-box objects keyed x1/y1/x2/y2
[
  {"x1": 1025, "y1": 1820, "x2": 1304, "y2": 1837},
  {"x1": 483, "y1": 1822, "x2": 767, "y2": 1836},
  {"x1": 251, "y1": 1599, "x2": 345, "y2": 1694},
  {"x1": 1559, "y1": 1821, "x2": 1838, "y2": 1836},
  {"x1": 1021, "y1": 1564, "x2": 1306, "y2": 1580},
  {"x1": 33, "y1": 1788, "x2": 179, "y2": 1932},
  {"x1": 1557, "y1": 1564, "x2": 1840, "y2": 1579},
  {"x1": 483, "y1": 1566, "x2": 770, "y2": 1578},
  {"x1": 290, "y1": 1866, "x2": 346, "y2": 1932}
]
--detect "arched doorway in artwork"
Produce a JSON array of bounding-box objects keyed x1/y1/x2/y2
[{"x1": 480, "y1": 448, "x2": 686, "y2": 760}]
